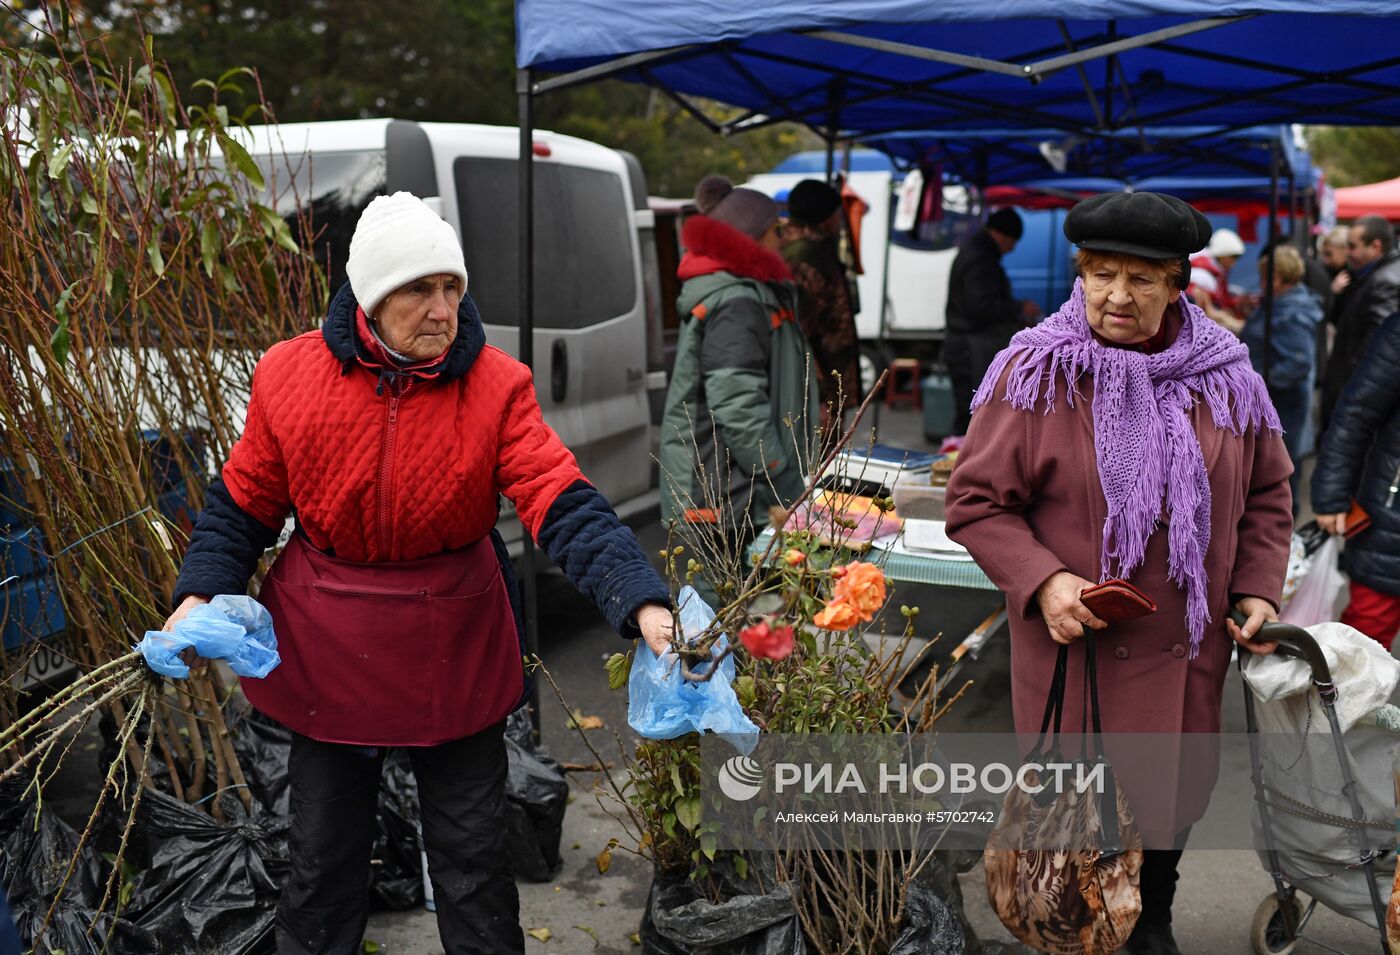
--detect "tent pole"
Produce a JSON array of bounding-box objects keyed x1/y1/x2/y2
[
  {"x1": 1263, "y1": 140, "x2": 1279, "y2": 391},
  {"x1": 517, "y1": 68, "x2": 542, "y2": 741},
  {"x1": 1287, "y1": 171, "x2": 1298, "y2": 243},
  {"x1": 825, "y1": 78, "x2": 844, "y2": 184}
]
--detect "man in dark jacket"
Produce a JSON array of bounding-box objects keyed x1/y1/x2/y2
[
  {"x1": 1313, "y1": 310, "x2": 1400, "y2": 650},
  {"x1": 1321, "y1": 214, "x2": 1400, "y2": 430},
  {"x1": 944, "y1": 208, "x2": 1038, "y2": 434}
]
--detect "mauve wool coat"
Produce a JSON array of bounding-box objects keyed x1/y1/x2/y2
[{"x1": 945, "y1": 317, "x2": 1294, "y2": 845}]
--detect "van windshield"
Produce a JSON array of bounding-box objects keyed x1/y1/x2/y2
[{"x1": 238, "y1": 149, "x2": 387, "y2": 291}]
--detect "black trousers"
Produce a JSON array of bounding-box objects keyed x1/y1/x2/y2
[
  {"x1": 276, "y1": 721, "x2": 524, "y2": 955},
  {"x1": 944, "y1": 327, "x2": 1018, "y2": 435}
]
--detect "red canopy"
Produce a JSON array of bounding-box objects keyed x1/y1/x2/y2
[{"x1": 1335, "y1": 177, "x2": 1400, "y2": 221}]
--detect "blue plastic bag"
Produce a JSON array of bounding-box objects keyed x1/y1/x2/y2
[
  {"x1": 136, "y1": 595, "x2": 280, "y2": 679},
  {"x1": 627, "y1": 586, "x2": 757, "y2": 752}
]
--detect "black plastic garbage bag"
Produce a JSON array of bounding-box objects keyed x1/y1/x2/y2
[
  {"x1": 227, "y1": 704, "x2": 292, "y2": 817},
  {"x1": 124, "y1": 788, "x2": 288, "y2": 955},
  {"x1": 372, "y1": 750, "x2": 424, "y2": 910},
  {"x1": 7, "y1": 900, "x2": 159, "y2": 955},
  {"x1": 889, "y1": 879, "x2": 964, "y2": 955},
  {"x1": 0, "y1": 779, "x2": 154, "y2": 954},
  {"x1": 503, "y1": 709, "x2": 569, "y2": 882},
  {"x1": 642, "y1": 866, "x2": 808, "y2": 955}
]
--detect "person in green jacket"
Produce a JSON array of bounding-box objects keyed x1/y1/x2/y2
[{"x1": 659, "y1": 175, "x2": 818, "y2": 586}]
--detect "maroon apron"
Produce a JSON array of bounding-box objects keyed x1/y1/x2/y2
[{"x1": 244, "y1": 532, "x2": 523, "y2": 746}]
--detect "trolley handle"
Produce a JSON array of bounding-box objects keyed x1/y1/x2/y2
[{"x1": 1229, "y1": 609, "x2": 1334, "y2": 686}]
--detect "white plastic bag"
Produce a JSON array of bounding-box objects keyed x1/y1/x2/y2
[
  {"x1": 1279, "y1": 535, "x2": 1348, "y2": 628},
  {"x1": 1242, "y1": 621, "x2": 1400, "y2": 734}
]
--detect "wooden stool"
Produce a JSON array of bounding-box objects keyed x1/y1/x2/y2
[{"x1": 885, "y1": 358, "x2": 923, "y2": 410}]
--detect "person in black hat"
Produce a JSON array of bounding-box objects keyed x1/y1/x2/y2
[
  {"x1": 944, "y1": 207, "x2": 1041, "y2": 434},
  {"x1": 946, "y1": 192, "x2": 1292, "y2": 955},
  {"x1": 782, "y1": 179, "x2": 861, "y2": 431}
]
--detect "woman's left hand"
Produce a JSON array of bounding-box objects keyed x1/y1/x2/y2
[
  {"x1": 1227, "y1": 596, "x2": 1279, "y2": 655},
  {"x1": 636, "y1": 604, "x2": 675, "y2": 657}
]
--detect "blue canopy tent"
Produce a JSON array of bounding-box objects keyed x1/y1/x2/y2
[
  {"x1": 518, "y1": 2, "x2": 1400, "y2": 135},
  {"x1": 508, "y1": 2, "x2": 1400, "y2": 715}
]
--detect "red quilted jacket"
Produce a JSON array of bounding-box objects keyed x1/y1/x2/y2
[{"x1": 221, "y1": 288, "x2": 584, "y2": 562}]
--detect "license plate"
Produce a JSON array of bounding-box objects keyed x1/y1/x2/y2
[{"x1": 15, "y1": 642, "x2": 77, "y2": 691}]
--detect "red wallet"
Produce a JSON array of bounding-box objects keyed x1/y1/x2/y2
[
  {"x1": 1080, "y1": 578, "x2": 1158, "y2": 624},
  {"x1": 1344, "y1": 500, "x2": 1372, "y2": 538}
]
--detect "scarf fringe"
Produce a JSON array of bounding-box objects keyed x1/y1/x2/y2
[{"x1": 971, "y1": 279, "x2": 1280, "y2": 653}]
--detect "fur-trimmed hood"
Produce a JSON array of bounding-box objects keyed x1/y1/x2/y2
[{"x1": 678, "y1": 214, "x2": 792, "y2": 283}]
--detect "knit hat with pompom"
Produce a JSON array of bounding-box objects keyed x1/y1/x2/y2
[
  {"x1": 693, "y1": 175, "x2": 779, "y2": 240},
  {"x1": 346, "y1": 191, "x2": 468, "y2": 317}
]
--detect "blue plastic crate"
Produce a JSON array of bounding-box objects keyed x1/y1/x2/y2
[
  {"x1": 0, "y1": 457, "x2": 31, "y2": 528},
  {"x1": 1, "y1": 574, "x2": 67, "y2": 651},
  {"x1": 139, "y1": 429, "x2": 209, "y2": 495},
  {"x1": 0, "y1": 527, "x2": 50, "y2": 580}
]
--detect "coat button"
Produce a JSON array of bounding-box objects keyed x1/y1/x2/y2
[
  {"x1": 1115, "y1": 646, "x2": 1129, "y2": 660},
  {"x1": 1170, "y1": 643, "x2": 1186, "y2": 658}
]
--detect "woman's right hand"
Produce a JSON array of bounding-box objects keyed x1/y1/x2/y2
[
  {"x1": 1035, "y1": 571, "x2": 1109, "y2": 644},
  {"x1": 163, "y1": 594, "x2": 211, "y2": 671},
  {"x1": 1315, "y1": 512, "x2": 1347, "y2": 536}
]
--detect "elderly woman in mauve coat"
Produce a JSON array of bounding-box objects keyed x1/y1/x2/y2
[
  {"x1": 162, "y1": 193, "x2": 673, "y2": 955},
  {"x1": 945, "y1": 192, "x2": 1294, "y2": 955}
]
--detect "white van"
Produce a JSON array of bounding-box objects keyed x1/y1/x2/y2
[{"x1": 232, "y1": 118, "x2": 665, "y2": 545}]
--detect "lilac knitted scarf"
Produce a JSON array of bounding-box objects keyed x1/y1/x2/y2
[{"x1": 972, "y1": 279, "x2": 1280, "y2": 656}]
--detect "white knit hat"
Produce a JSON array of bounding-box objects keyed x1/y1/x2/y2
[
  {"x1": 346, "y1": 192, "x2": 468, "y2": 317},
  {"x1": 1207, "y1": 228, "x2": 1246, "y2": 259}
]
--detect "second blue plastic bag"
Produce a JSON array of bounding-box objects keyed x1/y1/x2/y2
[
  {"x1": 627, "y1": 586, "x2": 757, "y2": 752},
  {"x1": 136, "y1": 594, "x2": 280, "y2": 679}
]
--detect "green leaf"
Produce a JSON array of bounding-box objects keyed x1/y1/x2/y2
[
  {"x1": 201, "y1": 219, "x2": 219, "y2": 277},
  {"x1": 80, "y1": 192, "x2": 98, "y2": 216},
  {"x1": 48, "y1": 142, "x2": 74, "y2": 180},
  {"x1": 50, "y1": 281, "x2": 77, "y2": 365},
  {"x1": 219, "y1": 135, "x2": 264, "y2": 190},
  {"x1": 675, "y1": 796, "x2": 701, "y2": 833},
  {"x1": 361, "y1": 942, "x2": 380, "y2": 954},
  {"x1": 669, "y1": 764, "x2": 684, "y2": 797},
  {"x1": 699, "y1": 831, "x2": 717, "y2": 861},
  {"x1": 217, "y1": 65, "x2": 256, "y2": 92},
  {"x1": 734, "y1": 674, "x2": 756, "y2": 709},
  {"x1": 146, "y1": 236, "x2": 166, "y2": 277},
  {"x1": 153, "y1": 70, "x2": 177, "y2": 119},
  {"x1": 604, "y1": 650, "x2": 633, "y2": 690},
  {"x1": 254, "y1": 203, "x2": 299, "y2": 253},
  {"x1": 734, "y1": 854, "x2": 748, "y2": 881}
]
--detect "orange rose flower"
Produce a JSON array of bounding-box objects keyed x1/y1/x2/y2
[
  {"x1": 831, "y1": 562, "x2": 887, "y2": 621},
  {"x1": 813, "y1": 599, "x2": 860, "y2": 631}
]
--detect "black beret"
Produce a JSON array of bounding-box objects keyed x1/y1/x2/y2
[
  {"x1": 1063, "y1": 191, "x2": 1212, "y2": 260},
  {"x1": 786, "y1": 179, "x2": 841, "y2": 226}
]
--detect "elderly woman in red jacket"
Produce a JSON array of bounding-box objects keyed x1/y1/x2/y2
[
  {"x1": 946, "y1": 192, "x2": 1293, "y2": 955},
  {"x1": 164, "y1": 192, "x2": 672, "y2": 955}
]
